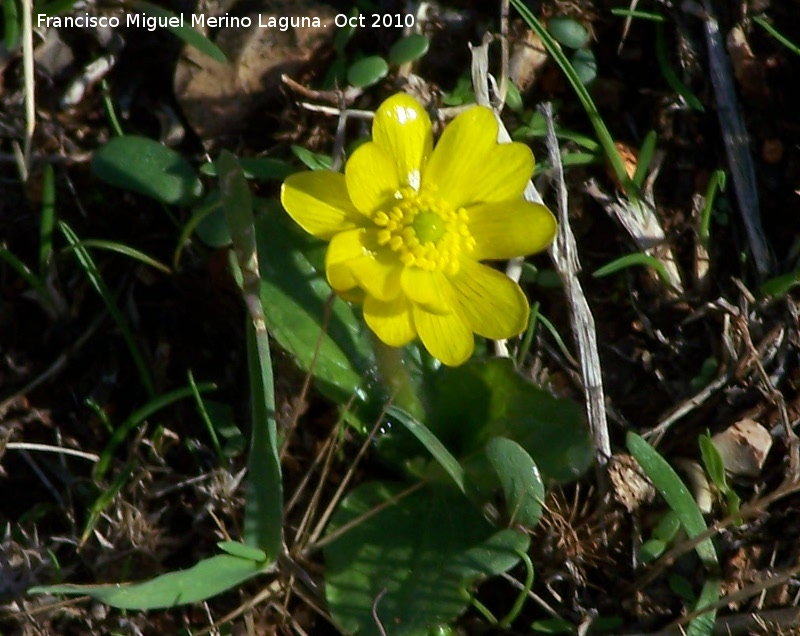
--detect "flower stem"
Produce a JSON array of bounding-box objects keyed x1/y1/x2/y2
[{"x1": 372, "y1": 339, "x2": 425, "y2": 421}]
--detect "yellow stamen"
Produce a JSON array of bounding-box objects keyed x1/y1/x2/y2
[{"x1": 372, "y1": 187, "x2": 474, "y2": 274}]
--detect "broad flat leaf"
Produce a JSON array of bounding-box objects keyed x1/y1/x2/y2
[
  {"x1": 324, "y1": 481, "x2": 529, "y2": 636},
  {"x1": 255, "y1": 207, "x2": 377, "y2": 404},
  {"x1": 92, "y1": 136, "x2": 202, "y2": 206},
  {"x1": 485, "y1": 437, "x2": 544, "y2": 528},
  {"x1": 29, "y1": 554, "x2": 269, "y2": 610},
  {"x1": 378, "y1": 358, "x2": 592, "y2": 483}
]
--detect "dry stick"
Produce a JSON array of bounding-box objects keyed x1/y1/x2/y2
[
  {"x1": 701, "y1": 0, "x2": 772, "y2": 277},
  {"x1": 542, "y1": 104, "x2": 612, "y2": 474}
]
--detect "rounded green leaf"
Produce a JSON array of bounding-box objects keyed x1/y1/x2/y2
[
  {"x1": 347, "y1": 56, "x2": 389, "y2": 87},
  {"x1": 388, "y1": 34, "x2": 430, "y2": 65},
  {"x1": 485, "y1": 437, "x2": 544, "y2": 528},
  {"x1": 547, "y1": 17, "x2": 591, "y2": 49},
  {"x1": 572, "y1": 47, "x2": 597, "y2": 85},
  {"x1": 92, "y1": 135, "x2": 202, "y2": 206},
  {"x1": 324, "y1": 481, "x2": 529, "y2": 636}
]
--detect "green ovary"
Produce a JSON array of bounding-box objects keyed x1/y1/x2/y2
[{"x1": 412, "y1": 211, "x2": 446, "y2": 244}]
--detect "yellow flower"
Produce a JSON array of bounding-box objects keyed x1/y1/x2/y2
[{"x1": 280, "y1": 94, "x2": 557, "y2": 366}]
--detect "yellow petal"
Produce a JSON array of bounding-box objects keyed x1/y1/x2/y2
[
  {"x1": 451, "y1": 259, "x2": 529, "y2": 339},
  {"x1": 281, "y1": 171, "x2": 364, "y2": 240},
  {"x1": 413, "y1": 305, "x2": 473, "y2": 366},
  {"x1": 325, "y1": 229, "x2": 402, "y2": 302},
  {"x1": 400, "y1": 267, "x2": 453, "y2": 314},
  {"x1": 345, "y1": 142, "x2": 401, "y2": 216},
  {"x1": 364, "y1": 295, "x2": 416, "y2": 347},
  {"x1": 372, "y1": 93, "x2": 433, "y2": 190},
  {"x1": 422, "y1": 106, "x2": 533, "y2": 208},
  {"x1": 468, "y1": 200, "x2": 557, "y2": 260}
]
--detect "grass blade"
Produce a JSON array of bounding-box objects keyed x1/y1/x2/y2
[
  {"x1": 39, "y1": 163, "x2": 56, "y2": 275},
  {"x1": 59, "y1": 220, "x2": 156, "y2": 397},
  {"x1": 510, "y1": 0, "x2": 635, "y2": 196},
  {"x1": 94, "y1": 382, "x2": 216, "y2": 481},
  {"x1": 386, "y1": 405, "x2": 466, "y2": 493}
]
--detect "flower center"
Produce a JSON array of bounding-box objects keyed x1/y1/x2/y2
[
  {"x1": 412, "y1": 211, "x2": 446, "y2": 244},
  {"x1": 373, "y1": 187, "x2": 475, "y2": 274}
]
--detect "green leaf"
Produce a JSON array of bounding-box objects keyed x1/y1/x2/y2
[
  {"x1": 347, "y1": 56, "x2": 389, "y2": 87},
  {"x1": 377, "y1": 359, "x2": 592, "y2": 483},
  {"x1": 29, "y1": 554, "x2": 268, "y2": 609},
  {"x1": 200, "y1": 157, "x2": 296, "y2": 181},
  {"x1": 132, "y1": 1, "x2": 227, "y2": 62},
  {"x1": 3, "y1": 0, "x2": 20, "y2": 51},
  {"x1": 547, "y1": 17, "x2": 591, "y2": 49},
  {"x1": 388, "y1": 34, "x2": 430, "y2": 65},
  {"x1": 760, "y1": 270, "x2": 800, "y2": 298},
  {"x1": 593, "y1": 252, "x2": 676, "y2": 289},
  {"x1": 195, "y1": 202, "x2": 232, "y2": 248},
  {"x1": 434, "y1": 359, "x2": 591, "y2": 483},
  {"x1": 290, "y1": 145, "x2": 333, "y2": 171},
  {"x1": 505, "y1": 81, "x2": 524, "y2": 113},
  {"x1": 626, "y1": 433, "x2": 718, "y2": 568},
  {"x1": 92, "y1": 135, "x2": 202, "y2": 206},
  {"x1": 699, "y1": 432, "x2": 728, "y2": 494},
  {"x1": 633, "y1": 130, "x2": 657, "y2": 187},
  {"x1": 255, "y1": 206, "x2": 376, "y2": 405},
  {"x1": 219, "y1": 151, "x2": 283, "y2": 558},
  {"x1": 571, "y1": 47, "x2": 597, "y2": 85},
  {"x1": 217, "y1": 541, "x2": 267, "y2": 562},
  {"x1": 324, "y1": 482, "x2": 529, "y2": 636},
  {"x1": 485, "y1": 437, "x2": 544, "y2": 528}
]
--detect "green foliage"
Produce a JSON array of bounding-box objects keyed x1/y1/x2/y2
[
  {"x1": 389, "y1": 34, "x2": 430, "y2": 65},
  {"x1": 218, "y1": 151, "x2": 283, "y2": 557},
  {"x1": 377, "y1": 358, "x2": 592, "y2": 484},
  {"x1": 323, "y1": 481, "x2": 529, "y2": 636},
  {"x1": 347, "y1": 55, "x2": 389, "y2": 87},
  {"x1": 29, "y1": 553, "x2": 269, "y2": 609},
  {"x1": 699, "y1": 432, "x2": 741, "y2": 518},
  {"x1": 593, "y1": 252, "x2": 677, "y2": 290},
  {"x1": 254, "y1": 205, "x2": 377, "y2": 406},
  {"x1": 627, "y1": 433, "x2": 720, "y2": 636},
  {"x1": 547, "y1": 17, "x2": 591, "y2": 49},
  {"x1": 92, "y1": 136, "x2": 202, "y2": 206},
  {"x1": 485, "y1": 437, "x2": 544, "y2": 527}
]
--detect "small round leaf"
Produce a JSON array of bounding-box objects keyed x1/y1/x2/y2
[
  {"x1": 547, "y1": 17, "x2": 591, "y2": 49},
  {"x1": 572, "y1": 47, "x2": 597, "y2": 85},
  {"x1": 347, "y1": 56, "x2": 389, "y2": 87},
  {"x1": 388, "y1": 34, "x2": 430, "y2": 65}
]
